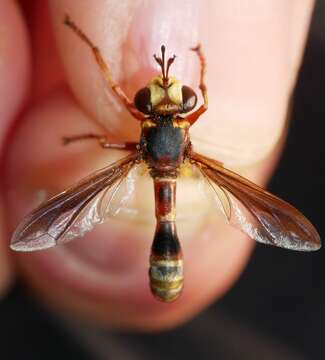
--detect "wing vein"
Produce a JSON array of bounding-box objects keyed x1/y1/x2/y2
[
  {"x1": 190, "y1": 152, "x2": 321, "y2": 251},
  {"x1": 11, "y1": 153, "x2": 138, "y2": 251}
]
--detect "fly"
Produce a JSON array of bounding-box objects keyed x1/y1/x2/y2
[{"x1": 10, "y1": 15, "x2": 321, "y2": 302}]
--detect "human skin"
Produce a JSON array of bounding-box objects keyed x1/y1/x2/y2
[{"x1": 1, "y1": 0, "x2": 315, "y2": 330}]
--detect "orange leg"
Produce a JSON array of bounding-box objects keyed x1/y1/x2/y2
[
  {"x1": 186, "y1": 44, "x2": 208, "y2": 125},
  {"x1": 64, "y1": 15, "x2": 145, "y2": 121},
  {"x1": 62, "y1": 133, "x2": 138, "y2": 150}
]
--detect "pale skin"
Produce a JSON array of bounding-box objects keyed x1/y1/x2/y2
[{"x1": 1, "y1": 0, "x2": 315, "y2": 330}]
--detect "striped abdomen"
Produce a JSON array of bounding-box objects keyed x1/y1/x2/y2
[{"x1": 149, "y1": 178, "x2": 183, "y2": 302}]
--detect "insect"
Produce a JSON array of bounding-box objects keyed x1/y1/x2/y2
[{"x1": 10, "y1": 16, "x2": 321, "y2": 302}]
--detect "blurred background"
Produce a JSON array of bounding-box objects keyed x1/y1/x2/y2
[{"x1": 1, "y1": 3, "x2": 325, "y2": 360}]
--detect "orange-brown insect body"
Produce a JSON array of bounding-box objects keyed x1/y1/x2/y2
[
  {"x1": 135, "y1": 46, "x2": 198, "y2": 300},
  {"x1": 10, "y1": 17, "x2": 321, "y2": 305}
]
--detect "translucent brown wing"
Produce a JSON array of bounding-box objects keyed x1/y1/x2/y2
[
  {"x1": 190, "y1": 152, "x2": 321, "y2": 251},
  {"x1": 11, "y1": 153, "x2": 138, "y2": 251}
]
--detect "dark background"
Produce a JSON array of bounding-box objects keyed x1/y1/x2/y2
[{"x1": 1, "y1": 4, "x2": 324, "y2": 360}]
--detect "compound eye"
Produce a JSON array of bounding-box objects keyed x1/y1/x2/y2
[
  {"x1": 134, "y1": 87, "x2": 152, "y2": 114},
  {"x1": 181, "y1": 86, "x2": 197, "y2": 113}
]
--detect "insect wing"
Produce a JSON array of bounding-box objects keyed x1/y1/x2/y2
[
  {"x1": 99, "y1": 163, "x2": 146, "y2": 220},
  {"x1": 191, "y1": 152, "x2": 321, "y2": 251},
  {"x1": 11, "y1": 153, "x2": 138, "y2": 251}
]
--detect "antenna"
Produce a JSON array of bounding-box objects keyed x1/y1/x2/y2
[{"x1": 154, "y1": 45, "x2": 176, "y2": 86}]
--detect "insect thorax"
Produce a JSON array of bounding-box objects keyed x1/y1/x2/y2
[{"x1": 140, "y1": 116, "x2": 190, "y2": 176}]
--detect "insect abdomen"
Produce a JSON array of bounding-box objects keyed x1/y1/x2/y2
[
  {"x1": 150, "y1": 222, "x2": 183, "y2": 302},
  {"x1": 150, "y1": 178, "x2": 183, "y2": 302}
]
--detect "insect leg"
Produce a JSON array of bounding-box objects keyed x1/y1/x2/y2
[
  {"x1": 62, "y1": 133, "x2": 138, "y2": 150},
  {"x1": 186, "y1": 44, "x2": 208, "y2": 125},
  {"x1": 64, "y1": 15, "x2": 145, "y2": 121}
]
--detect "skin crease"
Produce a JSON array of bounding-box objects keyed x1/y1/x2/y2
[{"x1": 2, "y1": 0, "x2": 315, "y2": 330}]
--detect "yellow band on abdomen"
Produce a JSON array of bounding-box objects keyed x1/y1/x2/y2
[{"x1": 149, "y1": 258, "x2": 183, "y2": 302}]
